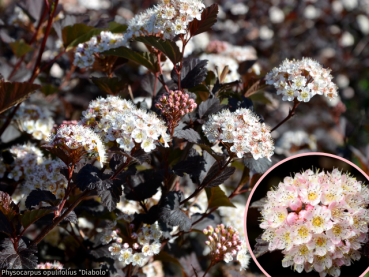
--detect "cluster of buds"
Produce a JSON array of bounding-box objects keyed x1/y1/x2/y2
[
  {"x1": 46, "y1": 124, "x2": 106, "y2": 167},
  {"x1": 36, "y1": 261, "x2": 64, "y2": 269},
  {"x1": 104, "y1": 220, "x2": 162, "y2": 268},
  {"x1": 156, "y1": 90, "x2": 197, "y2": 126},
  {"x1": 203, "y1": 224, "x2": 243, "y2": 264}
]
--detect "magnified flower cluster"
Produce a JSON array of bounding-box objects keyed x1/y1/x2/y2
[
  {"x1": 73, "y1": 0, "x2": 205, "y2": 68},
  {"x1": 202, "y1": 108, "x2": 274, "y2": 160},
  {"x1": 265, "y1": 58, "x2": 338, "y2": 102},
  {"x1": 105, "y1": 221, "x2": 162, "y2": 267},
  {"x1": 46, "y1": 124, "x2": 107, "y2": 167},
  {"x1": 81, "y1": 96, "x2": 169, "y2": 153},
  {"x1": 13, "y1": 103, "x2": 54, "y2": 141},
  {"x1": 259, "y1": 168, "x2": 369, "y2": 276},
  {"x1": 36, "y1": 261, "x2": 64, "y2": 269},
  {"x1": 203, "y1": 224, "x2": 250, "y2": 270}
]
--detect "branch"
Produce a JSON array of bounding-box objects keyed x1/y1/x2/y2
[{"x1": 271, "y1": 98, "x2": 300, "y2": 132}]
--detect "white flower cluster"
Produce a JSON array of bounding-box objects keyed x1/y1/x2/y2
[
  {"x1": 81, "y1": 96, "x2": 169, "y2": 153},
  {"x1": 202, "y1": 108, "x2": 274, "y2": 160},
  {"x1": 104, "y1": 221, "x2": 162, "y2": 267},
  {"x1": 47, "y1": 124, "x2": 107, "y2": 167},
  {"x1": 265, "y1": 58, "x2": 338, "y2": 102},
  {"x1": 73, "y1": 0, "x2": 206, "y2": 68},
  {"x1": 4, "y1": 143, "x2": 44, "y2": 181},
  {"x1": 260, "y1": 169, "x2": 369, "y2": 277},
  {"x1": 1, "y1": 143, "x2": 68, "y2": 203},
  {"x1": 13, "y1": 104, "x2": 54, "y2": 141},
  {"x1": 73, "y1": 31, "x2": 125, "y2": 68}
]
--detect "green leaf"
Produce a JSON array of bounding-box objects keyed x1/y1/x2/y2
[
  {"x1": 205, "y1": 186, "x2": 236, "y2": 209},
  {"x1": 91, "y1": 77, "x2": 127, "y2": 95},
  {"x1": 108, "y1": 22, "x2": 128, "y2": 33},
  {"x1": 9, "y1": 40, "x2": 34, "y2": 58},
  {"x1": 154, "y1": 251, "x2": 183, "y2": 268},
  {"x1": 188, "y1": 4, "x2": 219, "y2": 37},
  {"x1": 103, "y1": 47, "x2": 159, "y2": 73},
  {"x1": 135, "y1": 36, "x2": 181, "y2": 64},
  {"x1": 249, "y1": 92, "x2": 272, "y2": 104},
  {"x1": 41, "y1": 84, "x2": 59, "y2": 96},
  {"x1": 20, "y1": 209, "x2": 53, "y2": 230},
  {"x1": 62, "y1": 23, "x2": 99, "y2": 48},
  {"x1": 0, "y1": 81, "x2": 41, "y2": 114}
]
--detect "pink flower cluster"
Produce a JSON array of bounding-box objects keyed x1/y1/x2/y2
[
  {"x1": 259, "y1": 169, "x2": 369, "y2": 277},
  {"x1": 155, "y1": 90, "x2": 197, "y2": 121},
  {"x1": 36, "y1": 261, "x2": 63, "y2": 269},
  {"x1": 203, "y1": 224, "x2": 243, "y2": 264}
]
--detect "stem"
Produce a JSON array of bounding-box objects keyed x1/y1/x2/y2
[
  {"x1": 202, "y1": 261, "x2": 214, "y2": 277},
  {"x1": 125, "y1": 264, "x2": 132, "y2": 277},
  {"x1": 28, "y1": 190, "x2": 90, "y2": 248},
  {"x1": 7, "y1": 6, "x2": 48, "y2": 81},
  {"x1": 156, "y1": 52, "x2": 170, "y2": 93},
  {"x1": 29, "y1": 0, "x2": 59, "y2": 84},
  {"x1": 271, "y1": 99, "x2": 300, "y2": 132},
  {"x1": 180, "y1": 158, "x2": 233, "y2": 205}
]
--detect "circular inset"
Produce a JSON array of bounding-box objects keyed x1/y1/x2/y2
[{"x1": 244, "y1": 153, "x2": 369, "y2": 277}]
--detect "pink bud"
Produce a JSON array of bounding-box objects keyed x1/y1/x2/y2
[
  {"x1": 231, "y1": 249, "x2": 237, "y2": 256},
  {"x1": 215, "y1": 249, "x2": 220, "y2": 254},
  {"x1": 215, "y1": 228, "x2": 219, "y2": 233},
  {"x1": 203, "y1": 229, "x2": 208, "y2": 235},
  {"x1": 116, "y1": 237, "x2": 123, "y2": 243},
  {"x1": 213, "y1": 233, "x2": 218, "y2": 239},
  {"x1": 178, "y1": 91, "x2": 182, "y2": 96},
  {"x1": 286, "y1": 212, "x2": 298, "y2": 225},
  {"x1": 221, "y1": 237, "x2": 226, "y2": 242},
  {"x1": 233, "y1": 241, "x2": 238, "y2": 246},
  {"x1": 217, "y1": 243, "x2": 221, "y2": 249},
  {"x1": 205, "y1": 241, "x2": 210, "y2": 245},
  {"x1": 289, "y1": 198, "x2": 302, "y2": 211},
  {"x1": 180, "y1": 111, "x2": 184, "y2": 116},
  {"x1": 235, "y1": 245, "x2": 241, "y2": 251},
  {"x1": 221, "y1": 229, "x2": 226, "y2": 235},
  {"x1": 208, "y1": 236, "x2": 213, "y2": 241},
  {"x1": 222, "y1": 245, "x2": 227, "y2": 251},
  {"x1": 220, "y1": 224, "x2": 225, "y2": 229},
  {"x1": 133, "y1": 243, "x2": 139, "y2": 249},
  {"x1": 298, "y1": 210, "x2": 308, "y2": 221},
  {"x1": 227, "y1": 242, "x2": 232, "y2": 247},
  {"x1": 123, "y1": 243, "x2": 129, "y2": 249},
  {"x1": 184, "y1": 109, "x2": 189, "y2": 113},
  {"x1": 305, "y1": 204, "x2": 314, "y2": 211}
]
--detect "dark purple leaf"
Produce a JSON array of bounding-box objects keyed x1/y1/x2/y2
[
  {"x1": 173, "y1": 128, "x2": 201, "y2": 143},
  {"x1": 76, "y1": 164, "x2": 112, "y2": 191},
  {"x1": 201, "y1": 161, "x2": 235, "y2": 188},
  {"x1": 25, "y1": 189, "x2": 56, "y2": 209},
  {"x1": 198, "y1": 98, "x2": 226, "y2": 119},
  {"x1": 0, "y1": 238, "x2": 37, "y2": 269},
  {"x1": 171, "y1": 58, "x2": 208, "y2": 89}
]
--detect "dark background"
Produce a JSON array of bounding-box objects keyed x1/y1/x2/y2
[{"x1": 246, "y1": 154, "x2": 369, "y2": 277}]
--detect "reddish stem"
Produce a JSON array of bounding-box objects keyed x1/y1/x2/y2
[{"x1": 271, "y1": 99, "x2": 300, "y2": 132}]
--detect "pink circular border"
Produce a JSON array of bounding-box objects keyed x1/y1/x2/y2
[{"x1": 243, "y1": 152, "x2": 369, "y2": 277}]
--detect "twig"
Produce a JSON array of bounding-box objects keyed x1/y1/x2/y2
[{"x1": 271, "y1": 99, "x2": 300, "y2": 132}]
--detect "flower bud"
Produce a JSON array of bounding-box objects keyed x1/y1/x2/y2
[
  {"x1": 205, "y1": 241, "x2": 210, "y2": 245},
  {"x1": 215, "y1": 249, "x2": 220, "y2": 254},
  {"x1": 208, "y1": 236, "x2": 213, "y2": 241},
  {"x1": 133, "y1": 243, "x2": 139, "y2": 249},
  {"x1": 286, "y1": 212, "x2": 298, "y2": 225},
  {"x1": 116, "y1": 237, "x2": 123, "y2": 243},
  {"x1": 215, "y1": 228, "x2": 219, "y2": 233},
  {"x1": 305, "y1": 204, "x2": 314, "y2": 211},
  {"x1": 203, "y1": 229, "x2": 208, "y2": 235},
  {"x1": 123, "y1": 243, "x2": 129, "y2": 249},
  {"x1": 217, "y1": 243, "x2": 221, "y2": 249},
  {"x1": 289, "y1": 198, "x2": 302, "y2": 211},
  {"x1": 231, "y1": 249, "x2": 237, "y2": 256}
]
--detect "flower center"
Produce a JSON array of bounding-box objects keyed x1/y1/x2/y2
[
  {"x1": 298, "y1": 226, "x2": 309, "y2": 238},
  {"x1": 312, "y1": 216, "x2": 323, "y2": 227}
]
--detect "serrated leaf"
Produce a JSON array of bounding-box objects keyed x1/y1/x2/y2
[
  {"x1": 25, "y1": 189, "x2": 57, "y2": 209},
  {"x1": 198, "y1": 98, "x2": 226, "y2": 119},
  {"x1": 109, "y1": 154, "x2": 127, "y2": 172},
  {"x1": 91, "y1": 77, "x2": 128, "y2": 95},
  {"x1": 188, "y1": 4, "x2": 219, "y2": 36},
  {"x1": 98, "y1": 182, "x2": 123, "y2": 212},
  {"x1": 108, "y1": 22, "x2": 128, "y2": 33},
  {"x1": 243, "y1": 157, "x2": 272, "y2": 174},
  {"x1": 135, "y1": 36, "x2": 181, "y2": 64},
  {"x1": 9, "y1": 40, "x2": 34, "y2": 58},
  {"x1": 62, "y1": 23, "x2": 97, "y2": 48},
  {"x1": 0, "y1": 81, "x2": 41, "y2": 114},
  {"x1": 0, "y1": 238, "x2": 38, "y2": 269},
  {"x1": 20, "y1": 209, "x2": 53, "y2": 229},
  {"x1": 103, "y1": 47, "x2": 158, "y2": 73},
  {"x1": 158, "y1": 191, "x2": 191, "y2": 232},
  {"x1": 76, "y1": 164, "x2": 112, "y2": 191},
  {"x1": 172, "y1": 58, "x2": 208, "y2": 89},
  {"x1": 41, "y1": 144, "x2": 74, "y2": 167},
  {"x1": 0, "y1": 192, "x2": 17, "y2": 235},
  {"x1": 172, "y1": 155, "x2": 204, "y2": 177},
  {"x1": 205, "y1": 186, "x2": 235, "y2": 209},
  {"x1": 123, "y1": 170, "x2": 163, "y2": 202},
  {"x1": 173, "y1": 128, "x2": 201, "y2": 143},
  {"x1": 201, "y1": 161, "x2": 236, "y2": 188}
]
